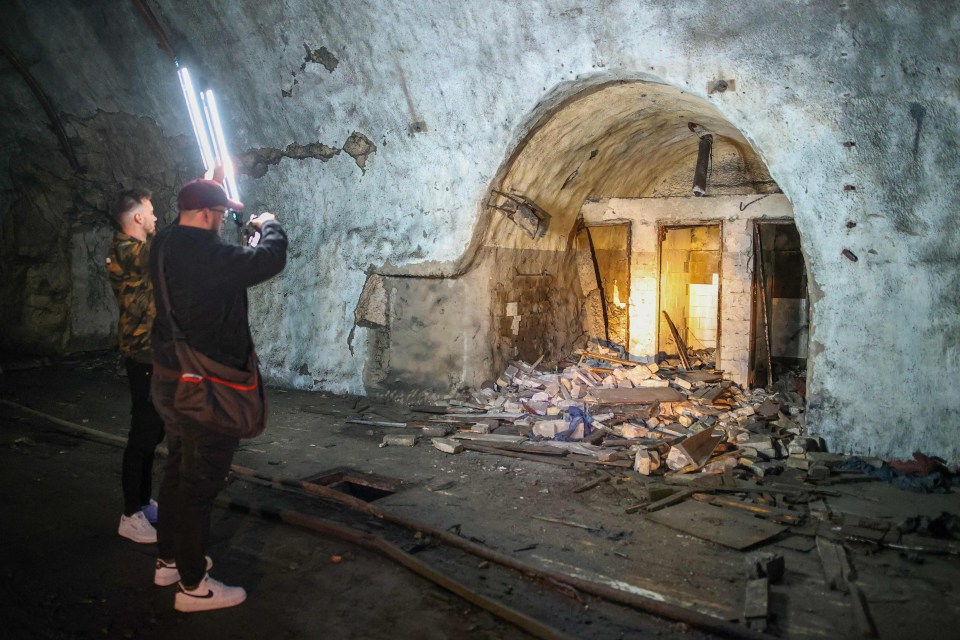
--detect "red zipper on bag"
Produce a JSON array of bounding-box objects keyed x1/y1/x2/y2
[{"x1": 180, "y1": 372, "x2": 258, "y2": 391}]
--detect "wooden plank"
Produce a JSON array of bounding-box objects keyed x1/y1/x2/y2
[
  {"x1": 679, "y1": 370, "x2": 723, "y2": 383},
  {"x1": 776, "y1": 535, "x2": 817, "y2": 552},
  {"x1": 588, "y1": 387, "x2": 685, "y2": 404},
  {"x1": 661, "y1": 310, "x2": 691, "y2": 368},
  {"x1": 432, "y1": 412, "x2": 527, "y2": 421},
  {"x1": 816, "y1": 536, "x2": 852, "y2": 592},
  {"x1": 573, "y1": 475, "x2": 611, "y2": 494},
  {"x1": 459, "y1": 443, "x2": 573, "y2": 466},
  {"x1": 450, "y1": 432, "x2": 527, "y2": 444},
  {"x1": 743, "y1": 577, "x2": 769, "y2": 631},
  {"x1": 674, "y1": 426, "x2": 723, "y2": 468},
  {"x1": 848, "y1": 583, "x2": 879, "y2": 638},
  {"x1": 632, "y1": 488, "x2": 698, "y2": 514},
  {"x1": 346, "y1": 419, "x2": 408, "y2": 428},
  {"x1": 645, "y1": 501, "x2": 788, "y2": 550},
  {"x1": 575, "y1": 350, "x2": 643, "y2": 367},
  {"x1": 691, "y1": 493, "x2": 803, "y2": 526}
]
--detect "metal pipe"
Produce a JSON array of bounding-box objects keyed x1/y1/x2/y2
[{"x1": 128, "y1": 0, "x2": 177, "y2": 61}]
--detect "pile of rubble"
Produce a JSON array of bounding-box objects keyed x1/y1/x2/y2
[{"x1": 402, "y1": 348, "x2": 828, "y2": 482}]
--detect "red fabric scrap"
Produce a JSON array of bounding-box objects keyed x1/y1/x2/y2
[{"x1": 889, "y1": 451, "x2": 948, "y2": 477}]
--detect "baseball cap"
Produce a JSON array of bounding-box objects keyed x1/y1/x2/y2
[{"x1": 177, "y1": 179, "x2": 244, "y2": 212}]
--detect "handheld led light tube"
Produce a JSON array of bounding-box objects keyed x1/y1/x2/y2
[
  {"x1": 201, "y1": 90, "x2": 239, "y2": 203},
  {"x1": 177, "y1": 65, "x2": 240, "y2": 205}
]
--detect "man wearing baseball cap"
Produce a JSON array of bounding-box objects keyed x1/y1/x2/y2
[{"x1": 148, "y1": 178, "x2": 287, "y2": 612}]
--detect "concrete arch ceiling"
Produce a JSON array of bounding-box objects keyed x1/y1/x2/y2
[{"x1": 487, "y1": 80, "x2": 769, "y2": 249}]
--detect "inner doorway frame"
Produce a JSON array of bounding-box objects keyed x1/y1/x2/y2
[{"x1": 655, "y1": 221, "x2": 724, "y2": 360}]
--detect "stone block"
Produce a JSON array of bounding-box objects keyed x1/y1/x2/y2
[
  {"x1": 382, "y1": 433, "x2": 417, "y2": 447},
  {"x1": 533, "y1": 419, "x2": 567, "y2": 438},
  {"x1": 432, "y1": 438, "x2": 464, "y2": 454},
  {"x1": 422, "y1": 425, "x2": 451, "y2": 437}
]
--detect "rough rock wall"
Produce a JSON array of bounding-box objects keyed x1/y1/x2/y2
[
  {"x1": 1, "y1": 1, "x2": 958, "y2": 460},
  {"x1": 0, "y1": 110, "x2": 192, "y2": 355}
]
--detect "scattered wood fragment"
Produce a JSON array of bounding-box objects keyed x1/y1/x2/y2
[
  {"x1": 632, "y1": 488, "x2": 698, "y2": 514},
  {"x1": 458, "y1": 443, "x2": 573, "y2": 466},
  {"x1": 848, "y1": 583, "x2": 879, "y2": 638},
  {"x1": 450, "y1": 433, "x2": 528, "y2": 444},
  {"x1": 673, "y1": 427, "x2": 724, "y2": 469},
  {"x1": 573, "y1": 476, "x2": 610, "y2": 494},
  {"x1": 347, "y1": 419, "x2": 408, "y2": 428},
  {"x1": 661, "y1": 311, "x2": 691, "y2": 369},
  {"x1": 743, "y1": 577, "x2": 769, "y2": 631},
  {"x1": 816, "y1": 536, "x2": 853, "y2": 592},
  {"x1": 575, "y1": 350, "x2": 642, "y2": 367},
  {"x1": 816, "y1": 537, "x2": 878, "y2": 637},
  {"x1": 409, "y1": 405, "x2": 453, "y2": 414},
  {"x1": 588, "y1": 387, "x2": 685, "y2": 404},
  {"x1": 692, "y1": 493, "x2": 803, "y2": 525},
  {"x1": 646, "y1": 501, "x2": 788, "y2": 550},
  {"x1": 532, "y1": 515, "x2": 601, "y2": 532}
]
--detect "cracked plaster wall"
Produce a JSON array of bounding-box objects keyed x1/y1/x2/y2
[{"x1": 1, "y1": 1, "x2": 958, "y2": 460}]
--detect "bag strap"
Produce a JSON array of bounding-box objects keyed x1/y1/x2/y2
[
  {"x1": 156, "y1": 229, "x2": 256, "y2": 369},
  {"x1": 156, "y1": 233, "x2": 188, "y2": 342}
]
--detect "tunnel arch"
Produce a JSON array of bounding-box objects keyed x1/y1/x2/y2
[
  {"x1": 480, "y1": 76, "x2": 780, "y2": 251},
  {"x1": 473, "y1": 76, "x2": 802, "y2": 387},
  {"x1": 361, "y1": 76, "x2": 805, "y2": 397}
]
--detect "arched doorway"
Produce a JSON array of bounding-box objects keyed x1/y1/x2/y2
[{"x1": 482, "y1": 78, "x2": 805, "y2": 388}]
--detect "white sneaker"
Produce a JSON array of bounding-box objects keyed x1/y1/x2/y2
[
  {"x1": 155, "y1": 556, "x2": 213, "y2": 587},
  {"x1": 118, "y1": 511, "x2": 157, "y2": 544},
  {"x1": 175, "y1": 575, "x2": 246, "y2": 613}
]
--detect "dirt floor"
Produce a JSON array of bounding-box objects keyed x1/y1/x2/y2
[{"x1": 1, "y1": 354, "x2": 959, "y2": 639}]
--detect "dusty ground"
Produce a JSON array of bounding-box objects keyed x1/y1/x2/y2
[{"x1": 2, "y1": 354, "x2": 959, "y2": 639}]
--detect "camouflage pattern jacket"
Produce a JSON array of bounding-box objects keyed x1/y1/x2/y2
[{"x1": 106, "y1": 232, "x2": 155, "y2": 362}]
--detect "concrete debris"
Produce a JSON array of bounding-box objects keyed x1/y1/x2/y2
[
  {"x1": 432, "y1": 438, "x2": 464, "y2": 454},
  {"x1": 420, "y1": 347, "x2": 813, "y2": 482},
  {"x1": 381, "y1": 433, "x2": 417, "y2": 447}
]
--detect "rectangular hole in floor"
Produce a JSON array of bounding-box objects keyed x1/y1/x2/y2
[{"x1": 302, "y1": 467, "x2": 401, "y2": 503}]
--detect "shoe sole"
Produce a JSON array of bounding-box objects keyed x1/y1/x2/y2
[
  {"x1": 174, "y1": 590, "x2": 246, "y2": 613},
  {"x1": 119, "y1": 531, "x2": 157, "y2": 544}
]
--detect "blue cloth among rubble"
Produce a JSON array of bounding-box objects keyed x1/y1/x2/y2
[
  {"x1": 840, "y1": 457, "x2": 951, "y2": 493},
  {"x1": 555, "y1": 406, "x2": 593, "y2": 442}
]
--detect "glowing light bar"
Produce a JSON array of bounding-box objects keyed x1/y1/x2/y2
[
  {"x1": 176, "y1": 66, "x2": 215, "y2": 172},
  {"x1": 200, "y1": 90, "x2": 239, "y2": 203}
]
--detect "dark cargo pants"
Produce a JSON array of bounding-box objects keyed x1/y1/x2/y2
[{"x1": 151, "y1": 373, "x2": 239, "y2": 587}]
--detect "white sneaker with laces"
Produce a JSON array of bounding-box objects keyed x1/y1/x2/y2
[
  {"x1": 118, "y1": 511, "x2": 157, "y2": 544},
  {"x1": 155, "y1": 556, "x2": 213, "y2": 587},
  {"x1": 175, "y1": 574, "x2": 246, "y2": 613}
]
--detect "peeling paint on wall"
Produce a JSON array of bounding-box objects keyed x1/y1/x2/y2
[
  {"x1": 236, "y1": 132, "x2": 376, "y2": 177},
  {"x1": 342, "y1": 132, "x2": 377, "y2": 172},
  {"x1": 236, "y1": 140, "x2": 341, "y2": 178},
  {"x1": 301, "y1": 44, "x2": 339, "y2": 73}
]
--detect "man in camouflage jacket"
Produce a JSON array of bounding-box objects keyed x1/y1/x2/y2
[{"x1": 106, "y1": 188, "x2": 165, "y2": 544}]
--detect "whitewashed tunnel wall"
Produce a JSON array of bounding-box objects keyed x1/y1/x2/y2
[{"x1": 1, "y1": 1, "x2": 958, "y2": 460}]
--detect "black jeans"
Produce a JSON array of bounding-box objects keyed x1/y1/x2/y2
[
  {"x1": 152, "y1": 374, "x2": 239, "y2": 587},
  {"x1": 122, "y1": 358, "x2": 165, "y2": 516}
]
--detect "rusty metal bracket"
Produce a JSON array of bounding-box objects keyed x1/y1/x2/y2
[{"x1": 487, "y1": 190, "x2": 551, "y2": 239}]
